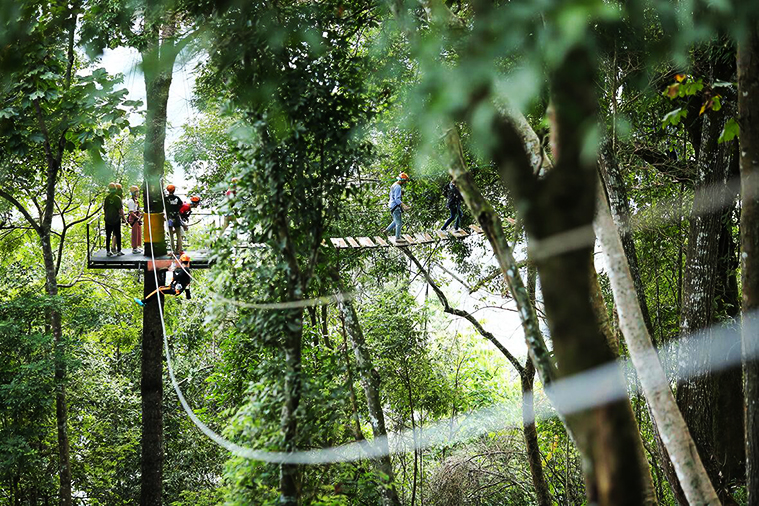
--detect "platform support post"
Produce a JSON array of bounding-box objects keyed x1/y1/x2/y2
[{"x1": 141, "y1": 264, "x2": 164, "y2": 506}]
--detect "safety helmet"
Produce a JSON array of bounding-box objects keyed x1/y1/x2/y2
[
  {"x1": 115, "y1": 183, "x2": 123, "y2": 190},
  {"x1": 190, "y1": 195, "x2": 201, "y2": 204},
  {"x1": 130, "y1": 185, "x2": 139, "y2": 193},
  {"x1": 397, "y1": 172, "x2": 409, "y2": 181},
  {"x1": 231, "y1": 177, "x2": 239, "y2": 184},
  {"x1": 108, "y1": 182, "x2": 117, "y2": 190},
  {"x1": 179, "y1": 253, "x2": 191, "y2": 263},
  {"x1": 166, "y1": 184, "x2": 176, "y2": 193}
]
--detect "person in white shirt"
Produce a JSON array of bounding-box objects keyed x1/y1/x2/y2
[{"x1": 383, "y1": 172, "x2": 411, "y2": 242}]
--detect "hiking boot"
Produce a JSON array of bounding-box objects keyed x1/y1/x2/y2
[
  {"x1": 133, "y1": 248, "x2": 143, "y2": 254},
  {"x1": 395, "y1": 238, "x2": 408, "y2": 245},
  {"x1": 116, "y1": 250, "x2": 125, "y2": 256},
  {"x1": 106, "y1": 250, "x2": 113, "y2": 257}
]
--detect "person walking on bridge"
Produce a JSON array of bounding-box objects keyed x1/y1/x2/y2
[
  {"x1": 441, "y1": 177, "x2": 463, "y2": 231},
  {"x1": 384, "y1": 172, "x2": 410, "y2": 243}
]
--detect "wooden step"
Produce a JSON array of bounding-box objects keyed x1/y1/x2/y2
[
  {"x1": 373, "y1": 236, "x2": 390, "y2": 247},
  {"x1": 356, "y1": 237, "x2": 377, "y2": 248},
  {"x1": 345, "y1": 237, "x2": 361, "y2": 248},
  {"x1": 330, "y1": 238, "x2": 350, "y2": 248}
]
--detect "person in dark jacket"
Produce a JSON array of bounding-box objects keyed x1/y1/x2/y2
[
  {"x1": 441, "y1": 178, "x2": 463, "y2": 231},
  {"x1": 135, "y1": 253, "x2": 192, "y2": 306},
  {"x1": 103, "y1": 182, "x2": 127, "y2": 256}
]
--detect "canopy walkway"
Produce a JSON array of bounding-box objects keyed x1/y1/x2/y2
[
  {"x1": 86, "y1": 214, "x2": 484, "y2": 269},
  {"x1": 329, "y1": 225, "x2": 483, "y2": 249}
]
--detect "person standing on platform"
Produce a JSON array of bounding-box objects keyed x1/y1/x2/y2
[
  {"x1": 127, "y1": 185, "x2": 143, "y2": 254},
  {"x1": 165, "y1": 184, "x2": 183, "y2": 254},
  {"x1": 384, "y1": 172, "x2": 411, "y2": 243},
  {"x1": 441, "y1": 177, "x2": 463, "y2": 231},
  {"x1": 110, "y1": 183, "x2": 125, "y2": 253},
  {"x1": 103, "y1": 182, "x2": 127, "y2": 257},
  {"x1": 176, "y1": 195, "x2": 201, "y2": 253}
]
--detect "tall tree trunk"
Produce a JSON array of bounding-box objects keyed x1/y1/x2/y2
[
  {"x1": 139, "y1": 9, "x2": 176, "y2": 504},
  {"x1": 492, "y1": 46, "x2": 649, "y2": 505},
  {"x1": 599, "y1": 139, "x2": 690, "y2": 505},
  {"x1": 677, "y1": 78, "x2": 744, "y2": 498},
  {"x1": 279, "y1": 302, "x2": 303, "y2": 506},
  {"x1": 738, "y1": 23, "x2": 759, "y2": 505},
  {"x1": 41, "y1": 233, "x2": 71, "y2": 506},
  {"x1": 334, "y1": 281, "x2": 401, "y2": 506},
  {"x1": 594, "y1": 191, "x2": 719, "y2": 504},
  {"x1": 598, "y1": 140, "x2": 654, "y2": 338}
]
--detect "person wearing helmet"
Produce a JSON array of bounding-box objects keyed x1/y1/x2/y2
[
  {"x1": 383, "y1": 172, "x2": 411, "y2": 243},
  {"x1": 103, "y1": 182, "x2": 127, "y2": 257},
  {"x1": 126, "y1": 185, "x2": 143, "y2": 254},
  {"x1": 165, "y1": 184, "x2": 183, "y2": 254},
  {"x1": 175, "y1": 195, "x2": 201, "y2": 253},
  {"x1": 135, "y1": 253, "x2": 192, "y2": 306}
]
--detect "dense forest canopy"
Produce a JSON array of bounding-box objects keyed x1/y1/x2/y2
[{"x1": 1, "y1": 0, "x2": 759, "y2": 504}]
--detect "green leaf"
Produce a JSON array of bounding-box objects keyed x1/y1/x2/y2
[
  {"x1": 662, "y1": 108, "x2": 688, "y2": 128},
  {"x1": 718, "y1": 117, "x2": 740, "y2": 143},
  {"x1": 28, "y1": 90, "x2": 44, "y2": 100}
]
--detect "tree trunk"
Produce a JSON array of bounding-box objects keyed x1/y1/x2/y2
[
  {"x1": 334, "y1": 282, "x2": 401, "y2": 506},
  {"x1": 139, "y1": 12, "x2": 176, "y2": 504},
  {"x1": 677, "y1": 81, "x2": 744, "y2": 498},
  {"x1": 598, "y1": 140, "x2": 654, "y2": 338},
  {"x1": 140, "y1": 265, "x2": 164, "y2": 506},
  {"x1": 41, "y1": 232, "x2": 71, "y2": 506},
  {"x1": 594, "y1": 186, "x2": 720, "y2": 504},
  {"x1": 738, "y1": 23, "x2": 759, "y2": 505},
  {"x1": 491, "y1": 46, "x2": 650, "y2": 505},
  {"x1": 279, "y1": 302, "x2": 303, "y2": 506}
]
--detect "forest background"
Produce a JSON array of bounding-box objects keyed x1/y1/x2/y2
[{"x1": 1, "y1": 0, "x2": 759, "y2": 505}]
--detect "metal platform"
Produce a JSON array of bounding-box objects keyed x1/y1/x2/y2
[{"x1": 88, "y1": 249, "x2": 214, "y2": 270}]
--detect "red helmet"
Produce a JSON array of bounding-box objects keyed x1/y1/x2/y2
[
  {"x1": 190, "y1": 195, "x2": 201, "y2": 204},
  {"x1": 397, "y1": 172, "x2": 409, "y2": 181},
  {"x1": 166, "y1": 184, "x2": 176, "y2": 193},
  {"x1": 179, "y1": 253, "x2": 191, "y2": 263}
]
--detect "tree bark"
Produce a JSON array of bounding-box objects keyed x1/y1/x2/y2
[
  {"x1": 139, "y1": 7, "x2": 177, "y2": 504},
  {"x1": 738, "y1": 23, "x2": 759, "y2": 506},
  {"x1": 676, "y1": 77, "x2": 744, "y2": 497},
  {"x1": 334, "y1": 282, "x2": 401, "y2": 506},
  {"x1": 594, "y1": 186, "x2": 720, "y2": 505},
  {"x1": 140, "y1": 265, "x2": 164, "y2": 506},
  {"x1": 492, "y1": 46, "x2": 650, "y2": 505}
]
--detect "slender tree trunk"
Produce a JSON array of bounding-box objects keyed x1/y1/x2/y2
[
  {"x1": 338, "y1": 311, "x2": 365, "y2": 441},
  {"x1": 599, "y1": 139, "x2": 689, "y2": 505},
  {"x1": 594, "y1": 185, "x2": 720, "y2": 505},
  {"x1": 738, "y1": 23, "x2": 759, "y2": 505},
  {"x1": 41, "y1": 232, "x2": 71, "y2": 506},
  {"x1": 334, "y1": 283, "x2": 401, "y2": 506},
  {"x1": 279, "y1": 300, "x2": 303, "y2": 506}
]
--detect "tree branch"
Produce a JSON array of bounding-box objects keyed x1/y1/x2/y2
[
  {"x1": 0, "y1": 188, "x2": 41, "y2": 233},
  {"x1": 401, "y1": 247, "x2": 525, "y2": 376}
]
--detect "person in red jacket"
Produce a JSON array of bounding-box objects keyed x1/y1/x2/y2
[{"x1": 176, "y1": 195, "x2": 201, "y2": 253}]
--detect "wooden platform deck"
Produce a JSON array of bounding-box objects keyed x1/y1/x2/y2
[
  {"x1": 88, "y1": 249, "x2": 214, "y2": 270},
  {"x1": 328, "y1": 225, "x2": 483, "y2": 249}
]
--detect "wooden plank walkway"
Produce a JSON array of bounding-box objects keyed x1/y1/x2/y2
[{"x1": 327, "y1": 225, "x2": 484, "y2": 249}]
